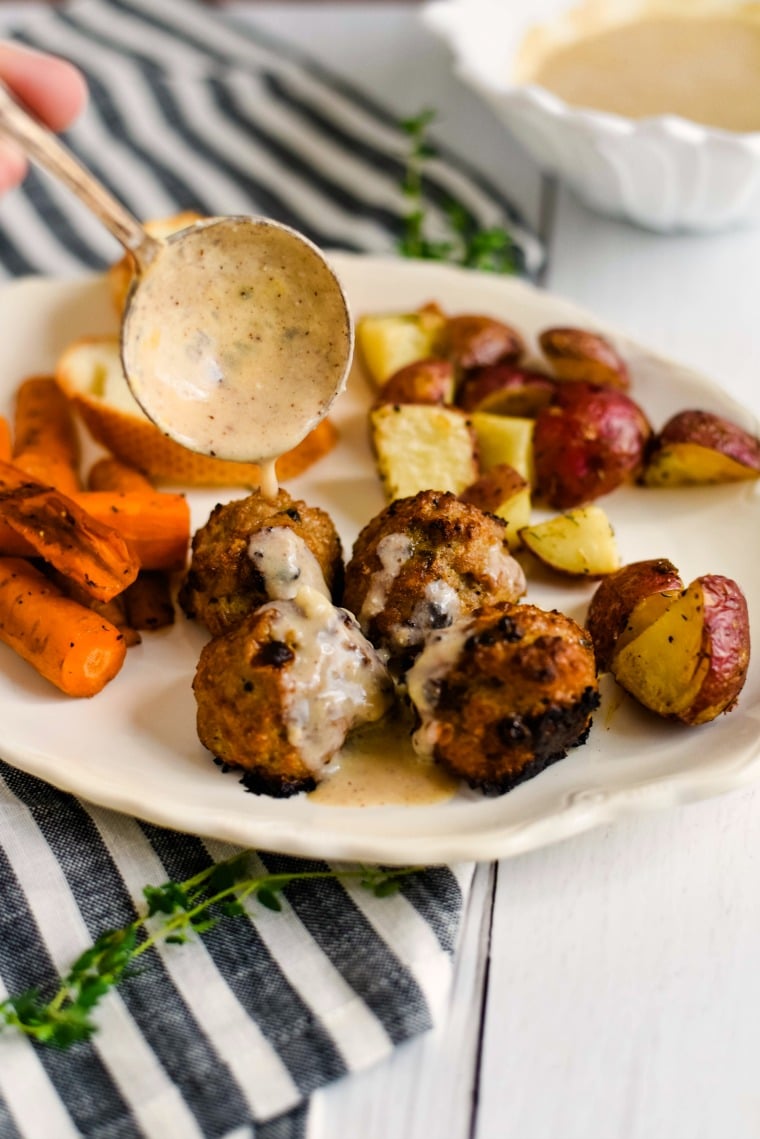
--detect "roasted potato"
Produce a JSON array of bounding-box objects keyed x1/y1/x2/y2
[
  {"x1": 370, "y1": 403, "x2": 477, "y2": 501},
  {"x1": 374, "y1": 358, "x2": 456, "y2": 408},
  {"x1": 610, "y1": 574, "x2": 750, "y2": 725},
  {"x1": 642, "y1": 409, "x2": 760, "y2": 486},
  {"x1": 586, "y1": 558, "x2": 684, "y2": 671},
  {"x1": 470, "y1": 412, "x2": 535, "y2": 484},
  {"x1": 356, "y1": 303, "x2": 447, "y2": 385},
  {"x1": 518, "y1": 505, "x2": 620, "y2": 578},
  {"x1": 533, "y1": 382, "x2": 652, "y2": 509},
  {"x1": 460, "y1": 463, "x2": 530, "y2": 549},
  {"x1": 539, "y1": 327, "x2": 630, "y2": 390},
  {"x1": 441, "y1": 314, "x2": 525, "y2": 372},
  {"x1": 457, "y1": 365, "x2": 556, "y2": 417}
]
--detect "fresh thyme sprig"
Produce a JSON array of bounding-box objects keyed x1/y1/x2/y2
[
  {"x1": 0, "y1": 852, "x2": 418, "y2": 1050},
  {"x1": 398, "y1": 109, "x2": 516, "y2": 274}
]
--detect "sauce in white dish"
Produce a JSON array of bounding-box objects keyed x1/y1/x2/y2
[{"x1": 523, "y1": 9, "x2": 760, "y2": 132}]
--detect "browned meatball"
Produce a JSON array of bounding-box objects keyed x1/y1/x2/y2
[
  {"x1": 194, "y1": 595, "x2": 393, "y2": 797},
  {"x1": 343, "y1": 490, "x2": 525, "y2": 674},
  {"x1": 406, "y1": 602, "x2": 599, "y2": 795},
  {"x1": 179, "y1": 488, "x2": 344, "y2": 636}
]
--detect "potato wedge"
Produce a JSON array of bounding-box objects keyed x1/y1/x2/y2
[
  {"x1": 356, "y1": 304, "x2": 447, "y2": 385},
  {"x1": 470, "y1": 412, "x2": 535, "y2": 484},
  {"x1": 642, "y1": 409, "x2": 760, "y2": 486},
  {"x1": 460, "y1": 463, "x2": 530, "y2": 549},
  {"x1": 441, "y1": 314, "x2": 525, "y2": 371},
  {"x1": 457, "y1": 365, "x2": 556, "y2": 417},
  {"x1": 586, "y1": 558, "x2": 683, "y2": 671},
  {"x1": 611, "y1": 574, "x2": 750, "y2": 725},
  {"x1": 370, "y1": 403, "x2": 477, "y2": 500},
  {"x1": 539, "y1": 327, "x2": 630, "y2": 389},
  {"x1": 374, "y1": 358, "x2": 455, "y2": 408},
  {"x1": 519, "y1": 505, "x2": 620, "y2": 577}
]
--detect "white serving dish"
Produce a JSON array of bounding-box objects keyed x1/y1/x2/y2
[{"x1": 422, "y1": 0, "x2": 760, "y2": 233}]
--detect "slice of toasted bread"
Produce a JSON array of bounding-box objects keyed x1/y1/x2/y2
[{"x1": 55, "y1": 335, "x2": 338, "y2": 488}]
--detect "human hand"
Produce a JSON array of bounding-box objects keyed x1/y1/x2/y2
[{"x1": 0, "y1": 42, "x2": 87, "y2": 192}]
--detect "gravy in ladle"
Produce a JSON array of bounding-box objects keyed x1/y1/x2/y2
[{"x1": 123, "y1": 216, "x2": 353, "y2": 498}]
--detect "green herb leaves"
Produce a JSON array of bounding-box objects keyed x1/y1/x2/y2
[
  {"x1": 398, "y1": 110, "x2": 516, "y2": 274},
  {"x1": 0, "y1": 852, "x2": 418, "y2": 1050}
]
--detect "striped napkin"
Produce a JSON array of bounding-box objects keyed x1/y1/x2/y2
[{"x1": 0, "y1": 2, "x2": 541, "y2": 1137}]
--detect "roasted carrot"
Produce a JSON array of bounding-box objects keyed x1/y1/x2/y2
[
  {"x1": 0, "y1": 417, "x2": 11, "y2": 463},
  {"x1": 0, "y1": 488, "x2": 189, "y2": 572},
  {"x1": 0, "y1": 557, "x2": 127, "y2": 696},
  {"x1": 45, "y1": 565, "x2": 142, "y2": 648},
  {"x1": 0, "y1": 460, "x2": 139, "y2": 602},
  {"x1": 85, "y1": 462, "x2": 177, "y2": 629},
  {"x1": 87, "y1": 456, "x2": 154, "y2": 493},
  {"x1": 12, "y1": 376, "x2": 81, "y2": 494},
  {"x1": 74, "y1": 491, "x2": 190, "y2": 571}
]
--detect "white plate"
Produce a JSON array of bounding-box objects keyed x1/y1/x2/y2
[{"x1": 1, "y1": 254, "x2": 760, "y2": 865}]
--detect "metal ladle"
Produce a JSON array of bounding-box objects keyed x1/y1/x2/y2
[{"x1": 0, "y1": 85, "x2": 353, "y2": 476}]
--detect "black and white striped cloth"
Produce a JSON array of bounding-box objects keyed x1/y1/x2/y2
[{"x1": 0, "y1": 2, "x2": 541, "y2": 1136}]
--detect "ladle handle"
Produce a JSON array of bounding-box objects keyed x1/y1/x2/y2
[{"x1": 0, "y1": 83, "x2": 160, "y2": 270}]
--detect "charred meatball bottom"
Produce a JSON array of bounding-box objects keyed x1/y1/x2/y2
[
  {"x1": 179, "y1": 488, "x2": 344, "y2": 636},
  {"x1": 344, "y1": 490, "x2": 526, "y2": 675},
  {"x1": 194, "y1": 589, "x2": 393, "y2": 797},
  {"x1": 406, "y1": 602, "x2": 599, "y2": 795}
]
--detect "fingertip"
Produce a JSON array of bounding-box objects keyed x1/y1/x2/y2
[
  {"x1": 0, "y1": 43, "x2": 88, "y2": 132},
  {"x1": 0, "y1": 141, "x2": 28, "y2": 192}
]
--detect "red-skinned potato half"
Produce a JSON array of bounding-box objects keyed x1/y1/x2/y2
[
  {"x1": 457, "y1": 364, "x2": 556, "y2": 417},
  {"x1": 642, "y1": 409, "x2": 760, "y2": 486},
  {"x1": 589, "y1": 568, "x2": 750, "y2": 725},
  {"x1": 586, "y1": 558, "x2": 684, "y2": 671},
  {"x1": 533, "y1": 381, "x2": 653, "y2": 509},
  {"x1": 374, "y1": 357, "x2": 456, "y2": 408},
  {"x1": 539, "y1": 327, "x2": 630, "y2": 390},
  {"x1": 441, "y1": 314, "x2": 525, "y2": 372}
]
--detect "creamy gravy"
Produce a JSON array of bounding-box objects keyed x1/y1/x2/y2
[
  {"x1": 264, "y1": 586, "x2": 393, "y2": 774},
  {"x1": 247, "y1": 526, "x2": 330, "y2": 602},
  {"x1": 526, "y1": 13, "x2": 760, "y2": 131},
  {"x1": 123, "y1": 216, "x2": 352, "y2": 471},
  {"x1": 310, "y1": 714, "x2": 458, "y2": 807}
]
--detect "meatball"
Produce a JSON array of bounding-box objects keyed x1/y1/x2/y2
[
  {"x1": 406, "y1": 602, "x2": 599, "y2": 795},
  {"x1": 343, "y1": 490, "x2": 525, "y2": 675},
  {"x1": 179, "y1": 488, "x2": 344, "y2": 636},
  {"x1": 193, "y1": 590, "x2": 393, "y2": 797}
]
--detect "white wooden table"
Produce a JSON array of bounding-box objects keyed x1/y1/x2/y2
[{"x1": 236, "y1": 7, "x2": 760, "y2": 1139}]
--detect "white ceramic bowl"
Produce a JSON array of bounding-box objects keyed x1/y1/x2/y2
[{"x1": 422, "y1": 0, "x2": 760, "y2": 233}]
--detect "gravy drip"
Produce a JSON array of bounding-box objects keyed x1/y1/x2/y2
[
  {"x1": 266, "y1": 586, "x2": 393, "y2": 774},
  {"x1": 123, "y1": 216, "x2": 352, "y2": 467},
  {"x1": 527, "y1": 14, "x2": 760, "y2": 132}
]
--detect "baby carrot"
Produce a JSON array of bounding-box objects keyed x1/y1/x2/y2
[
  {"x1": 0, "y1": 460, "x2": 139, "y2": 601},
  {"x1": 0, "y1": 489, "x2": 189, "y2": 573},
  {"x1": 12, "y1": 376, "x2": 81, "y2": 494},
  {"x1": 0, "y1": 417, "x2": 11, "y2": 463},
  {"x1": 0, "y1": 557, "x2": 127, "y2": 697},
  {"x1": 87, "y1": 457, "x2": 154, "y2": 493}
]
